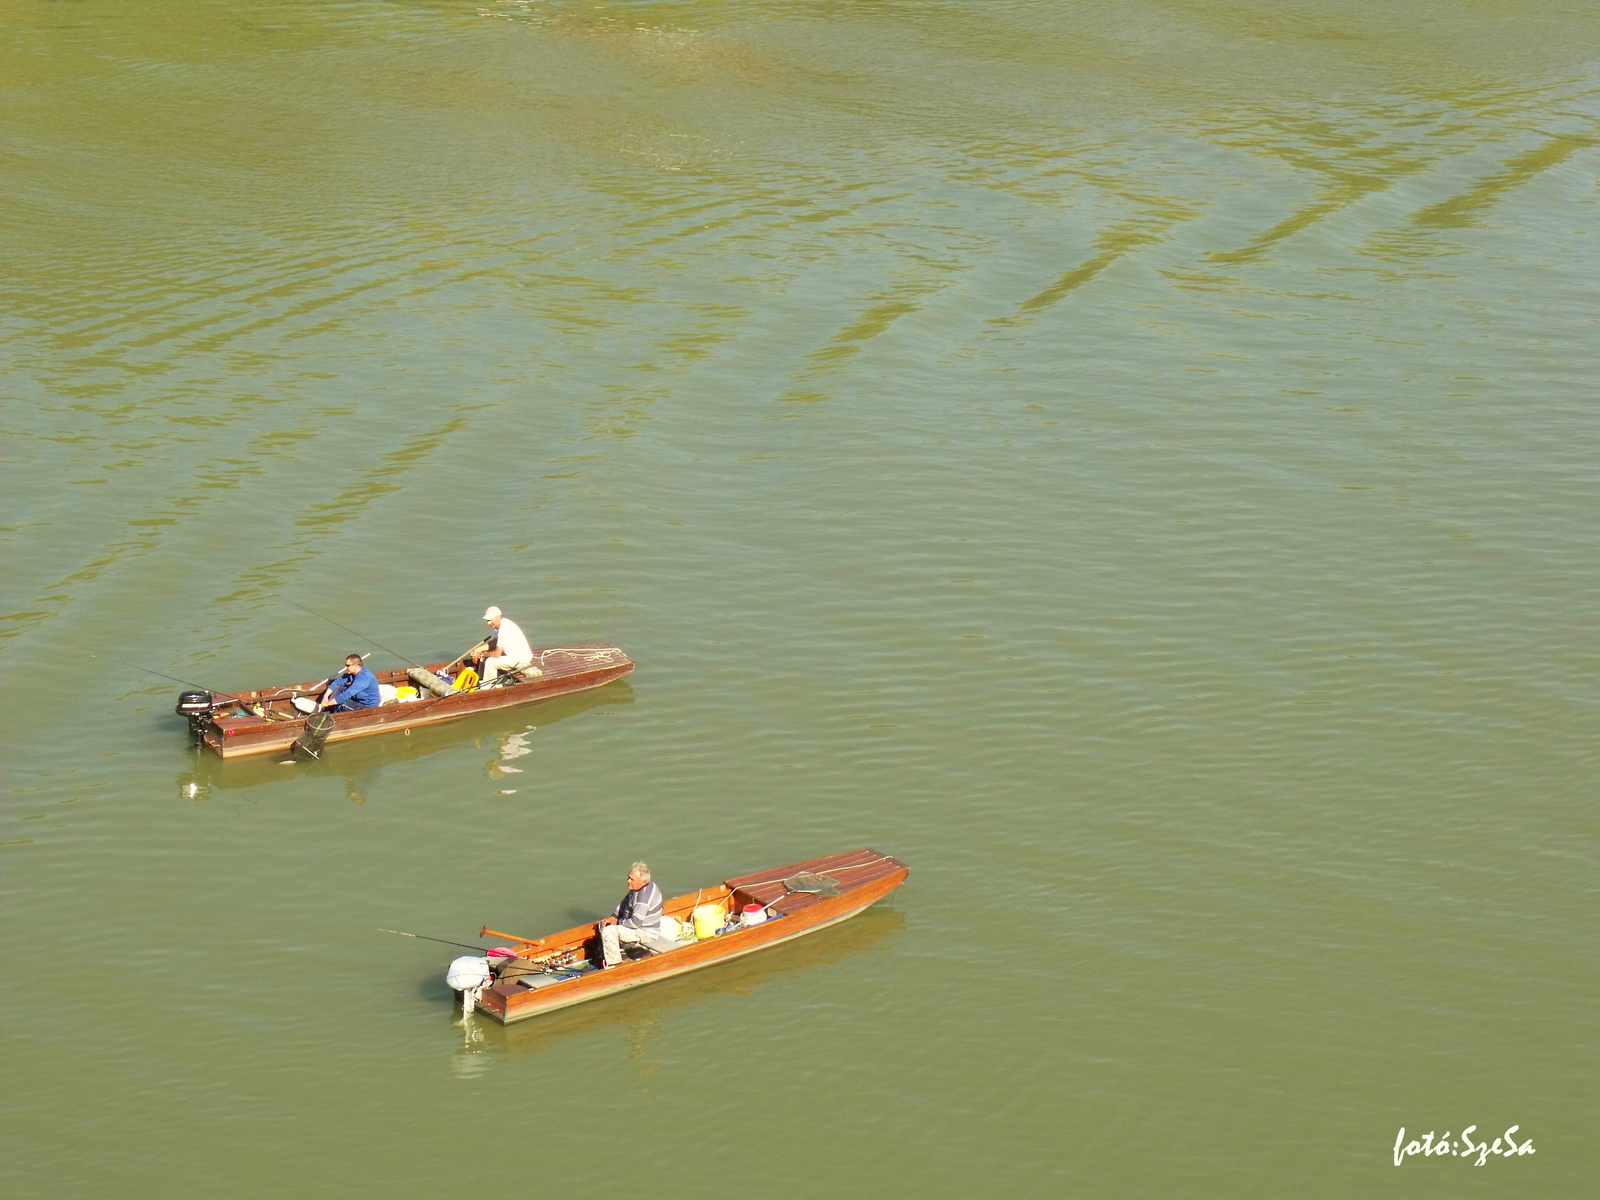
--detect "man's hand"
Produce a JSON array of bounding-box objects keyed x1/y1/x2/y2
[{"x1": 599, "y1": 916, "x2": 617, "y2": 928}]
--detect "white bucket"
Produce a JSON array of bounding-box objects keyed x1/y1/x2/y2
[{"x1": 739, "y1": 905, "x2": 768, "y2": 927}]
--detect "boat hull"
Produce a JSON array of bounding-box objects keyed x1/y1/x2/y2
[
  {"x1": 475, "y1": 850, "x2": 909, "y2": 1024},
  {"x1": 194, "y1": 646, "x2": 632, "y2": 759}
]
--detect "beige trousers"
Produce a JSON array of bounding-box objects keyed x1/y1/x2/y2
[
  {"x1": 482, "y1": 656, "x2": 534, "y2": 683},
  {"x1": 600, "y1": 923, "x2": 655, "y2": 966}
]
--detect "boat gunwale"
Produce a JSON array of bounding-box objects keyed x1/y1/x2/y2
[
  {"x1": 194, "y1": 646, "x2": 633, "y2": 758},
  {"x1": 476, "y1": 851, "x2": 909, "y2": 1024}
]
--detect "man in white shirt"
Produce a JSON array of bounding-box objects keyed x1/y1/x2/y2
[{"x1": 477, "y1": 605, "x2": 538, "y2": 684}]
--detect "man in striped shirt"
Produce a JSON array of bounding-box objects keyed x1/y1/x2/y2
[{"x1": 598, "y1": 861, "x2": 664, "y2": 968}]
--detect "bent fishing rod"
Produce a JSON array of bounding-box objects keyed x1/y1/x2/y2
[
  {"x1": 283, "y1": 600, "x2": 424, "y2": 669},
  {"x1": 92, "y1": 653, "x2": 221, "y2": 694}
]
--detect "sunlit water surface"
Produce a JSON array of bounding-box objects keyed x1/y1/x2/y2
[{"x1": 3, "y1": 2, "x2": 1597, "y2": 1196}]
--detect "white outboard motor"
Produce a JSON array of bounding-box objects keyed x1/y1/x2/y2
[{"x1": 446, "y1": 956, "x2": 492, "y2": 1018}]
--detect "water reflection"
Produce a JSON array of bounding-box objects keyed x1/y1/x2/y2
[
  {"x1": 1369, "y1": 130, "x2": 1597, "y2": 259},
  {"x1": 174, "y1": 682, "x2": 632, "y2": 801},
  {"x1": 452, "y1": 906, "x2": 906, "y2": 1072}
]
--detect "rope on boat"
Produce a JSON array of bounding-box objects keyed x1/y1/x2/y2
[{"x1": 538, "y1": 647, "x2": 630, "y2": 666}]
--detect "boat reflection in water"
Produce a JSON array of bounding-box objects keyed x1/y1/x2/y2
[
  {"x1": 175, "y1": 683, "x2": 633, "y2": 803},
  {"x1": 452, "y1": 905, "x2": 906, "y2": 1073}
]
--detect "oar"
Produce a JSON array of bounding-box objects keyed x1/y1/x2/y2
[
  {"x1": 478, "y1": 927, "x2": 586, "y2": 973},
  {"x1": 479, "y1": 925, "x2": 542, "y2": 946},
  {"x1": 445, "y1": 641, "x2": 489, "y2": 672}
]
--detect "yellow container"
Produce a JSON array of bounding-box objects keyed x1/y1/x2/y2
[
  {"x1": 692, "y1": 904, "x2": 724, "y2": 940},
  {"x1": 394, "y1": 686, "x2": 419, "y2": 701}
]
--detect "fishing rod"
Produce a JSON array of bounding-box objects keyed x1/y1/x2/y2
[
  {"x1": 380, "y1": 929, "x2": 491, "y2": 953},
  {"x1": 479, "y1": 927, "x2": 587, "y2": 972},
  {"x1": 264, "y1": 652, "x2": 368, "y2": 696},
  {"x1": 384, "y1": 928, "x2": 587, "y2": 978},
  {"x1": 92, "y1": 653, "x2": 221, "y2": 694},
  {"x1": 284, "y1": 600, "x2": 423, "y2": 669}
]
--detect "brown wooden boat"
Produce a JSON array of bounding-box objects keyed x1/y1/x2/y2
[
  {"x1": 468, "y1": 848, "x2": 909, "y2": 1024},
  {"x1": 176, "y1": 645, "x2": 633, "y2": 759}
]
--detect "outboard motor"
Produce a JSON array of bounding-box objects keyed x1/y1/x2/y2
[
  {"x1": 175, "y1": 691, "x2": 214, "y2": 742},
  {"x1": 446, "y1": 956, "x2": 493, "y2": 1020}
]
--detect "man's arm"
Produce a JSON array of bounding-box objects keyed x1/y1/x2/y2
[
  {"x1": 352, "y1": 670, "x2": 382, "y2": 706},
  {"x1": 620, "y1": 884, "x2": 662, "y2": 929}
]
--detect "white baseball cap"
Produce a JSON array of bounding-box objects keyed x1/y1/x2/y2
[{"x1": 482, "y1": 606, "x2": 502, "y2": 622}]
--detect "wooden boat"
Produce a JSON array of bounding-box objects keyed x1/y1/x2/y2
[
  {"x1": 468, "y1": 848, "x2": 909, "y2": 1024},
  {"x1": 481, "y1": 909, "x2": 905, "y2": 1056},
  {"x1": 176, "y1": 645, "x2": 633, "y2": 759}
]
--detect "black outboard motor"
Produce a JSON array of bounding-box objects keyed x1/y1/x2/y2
[{"x1": 175, "y1": 691, "x2": 214, "y2": 742}]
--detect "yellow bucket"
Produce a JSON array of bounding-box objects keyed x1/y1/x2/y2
[{"x1": 692, "y1": 904, "x2": 724, "y2": 940}]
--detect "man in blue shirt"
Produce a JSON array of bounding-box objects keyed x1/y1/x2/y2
[{"x1": 320, "y1": 654, "x2": 381, "y2": 711}]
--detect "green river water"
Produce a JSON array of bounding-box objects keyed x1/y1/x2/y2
[{"x1": 3, "y1": 2, "x2": 1596, "y2": 1196}]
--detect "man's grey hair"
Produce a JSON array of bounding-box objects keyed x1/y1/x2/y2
[{"x1": 630, "y1": 861, "x2": 650, "y2": 881}]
